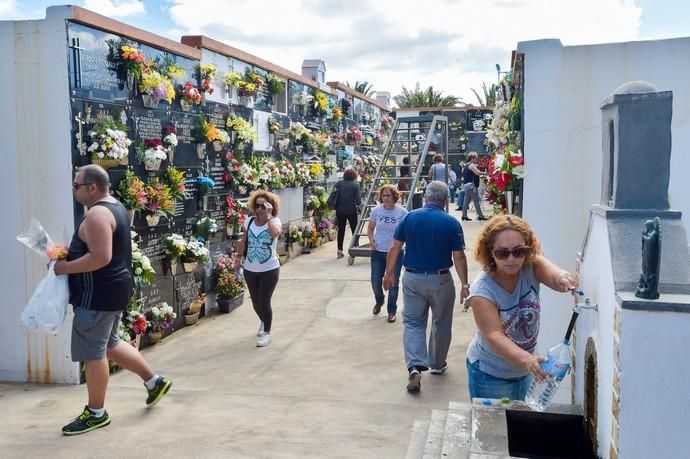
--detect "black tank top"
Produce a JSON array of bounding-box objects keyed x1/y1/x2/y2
[
  {"x1": 462, "y1": 164, "x2": 480, "y2": 188},
  {"x1": 67, "y1": 200, "x2": 133, "y2": 311}
]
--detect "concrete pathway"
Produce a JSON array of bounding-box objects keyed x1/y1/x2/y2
[{"x1": 0, "y1": 207, "x2": 487, "y2": 458}]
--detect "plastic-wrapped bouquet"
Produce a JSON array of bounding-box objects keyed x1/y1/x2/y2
[
  {"x1": 183, "y1": 238, "x2": 209, "y2": 263},
  {"x1": 131, "y1": 231, "x2": 155, "y2": 288}
]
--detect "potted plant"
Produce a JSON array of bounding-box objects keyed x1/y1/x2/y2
[
  {"x1": 288, "y1": 224, "x2": 305, "y2": 258},
  {"x1": 193, "y1": 114, "x2": 217, "y2": 158},
  {"x1": 160, "y1": 233, "x2": 187, "y2": 275},
  {"x1": 180, "y1": 81, "x2": 202, "y2": 111},
  {"x1": 224, "y1": 196, "x2": 247, "y2": 238},
  {"x1": 164, "y1": 166, "x2": 187, "y2": 201},
  {"x1": 214, "y1": 255, "x2": 244, "y2": 313},
  {"x1": 116, "y1": 170, "x2": 147, "y2": 225},
  {"x1": 224, "y1": 72, "x2": 242, "y2": 99},
  {"x1": 118, "y1": 296, "x2": 148, "y2": 349},
  {"x1": 137, "y1": 138, "x2": 168, "y2": 171},
  {"x1": 146, "y1": 302, "x2": 176, "y2": 343},
  {"x1": 181, "y1": 237, "x2": 209, "y2": 272},
  {"x1": 143, "y1": 178, "x2": 175, "y2": 226},
  {"x1": 184, "y1": 293, "x2": 204, "y2": 325},
  {"x1": 139, "y1": 67, "x2": 175, "y2": 108},
  {"x1": 211, "y1": 129, "x2": 230, "y2": 152},
  {"x1": 87, "y1": 118, "x2": 132, "y2": 169}
]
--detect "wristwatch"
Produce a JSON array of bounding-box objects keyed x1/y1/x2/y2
[{"x1": 462, "y1": 284, "x2": 470, "y2": 289}]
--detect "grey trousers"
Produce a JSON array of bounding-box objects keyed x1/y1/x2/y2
[
  {"x1": 401, "y1": 271, "x2": 456, "y2": 371},
  {"x1": 462, "y1": 182, "x2": 485, "y2": 219}
]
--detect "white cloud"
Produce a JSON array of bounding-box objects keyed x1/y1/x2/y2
[
  {"x1": 0, "y1": 0, "x2": 18, "y2": 18},
  {"x1": 83, "y1": 0, "x2": 146, "y2": 18}
]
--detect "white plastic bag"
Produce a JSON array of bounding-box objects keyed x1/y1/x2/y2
[{"x1": 20, "y1": 261, "x2": 69, "y2": 333}]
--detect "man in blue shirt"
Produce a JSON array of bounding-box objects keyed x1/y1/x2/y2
[{"x1": 383, "y1": 181, "x2": 470, "y2": 393}]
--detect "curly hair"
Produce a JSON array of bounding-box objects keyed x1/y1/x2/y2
[
  {"x1": 247, "y1": 189, "x2": 281, "y2": 216},
  {"x1": 433, "y1": 154, "x2": 443, "y2": 163},
  {"x1": 474, "y1": 215, "x2": 542, "y2": 271},
  {"x1": 343, "y1": 167, "x2": 358, "y2": 181},
  {"x1": 377, "y1": 184, "x2": 400, "y2": 203}
]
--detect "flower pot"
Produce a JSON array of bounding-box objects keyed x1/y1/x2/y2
[
  {"x1": 182, "y1": 261, "x2": 197, "y2": 273},
  {"x1": 142, "y1": 94, "x2": 159, "y2": 109},
  {"x1": 217, "y1": 293, "x2": 244, "y2": 313},
  {"x1": 144, "y1": 158, "x2": 162, "y2": 171},
  {"x1": 119, "y1": 155, "x2": 129, "y2": 166},
  {"x1": 127, "y1": 209, "x2": 135, "y2": 227},
  {"x1": 227, "y1": 85, "x2": 236, "y2": 101},
  {"x1": 168, "y1": 146, "x2": 175, "y2": 164},
  {"x1": 184, "y1": 311, "x2": 200, "y2": 325},
  {"x1": 145, "y1": 214, "x2": 160, "y2": 227},
  {"x1": 295, "y1": 145, "x2": 303, "y2": 154},
  {"x1": 505, "y1": 190, "x2": 514, "y2": 214},
  {"x1": 126, "y1": 71, "x2": 135, "y2": 91},
  {"x1": 196, "y1": 143, "x2": 207, "y2": 159},
  {"x1": 128, "y1": 334, "x2": 141, "y2": 349},
  {"x1": 91, "y1": 158, "x2": 120, "y2": 170},
  {"x1": 212, "y1": 140, "x2": 223, "y2": 152},
  {"x1": 165, "y1": 258, "x2": 178, "y2": 276},
  {"x1": 306, "y1": 209, "x2": 314, "y2": 217},
  {"x1": 235, "y1": 141, "x2": 246, "y2": 152},
  {"x1": 148, "y1": 331, "x2": 163, "y2": 344},
  {"x1": 238, "y1": 96, "x2": 253, "y2": 107},
  {"x1": 180, "y1": 99, "x2": 192, "y2": 112}
]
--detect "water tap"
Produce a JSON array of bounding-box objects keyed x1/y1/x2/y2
[{"x1": 571, "y1": 289, "x2": 598, "y2": 312}]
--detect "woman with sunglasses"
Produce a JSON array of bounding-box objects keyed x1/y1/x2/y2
[
  {"x1": 235, "y1": 190, "x2": 282, "y2": 347},
  {"x1": 464, "y1": 215, "x2": 578, "y2": 400}
]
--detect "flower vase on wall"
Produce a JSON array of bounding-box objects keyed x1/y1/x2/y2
[
  {"x1": 196, "y1": 143, "x2": 207, "y2": 159},
  {"x1": 145, "y1": 214, "x2": 160, "y2": 227},
  {"x1": 142, "y1": 94, "x2": 159, "y2": 109},
  {"x1": 91, "y1": 157, "x2": 120, "y2": 170},
  {"x1": 182, "y1": 261, "x2": 197, "y2": 273},
  {"x1": 127, "y1": 209, "x2": 135, "y2": 227},
  {"x1": 505, "y1": 190, "x2": 514, "y2": 214},
  {"x1": 144, "y1": 158, "x2": 162, "y2": 171},
  {"x1": 168, "y1": 146, "x2": 175, "y2": 164},
  {"x1": 180, "y1": 99, "x2": 192, "y2": 112},
  {"x1": 126, "y1": 71, "x2": 135, "y2": 91},
  {"x1": 212, "y1": 141, "x2": 223, "y2": 152}
]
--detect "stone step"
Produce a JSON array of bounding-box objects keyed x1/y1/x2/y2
[
  {"x1": 422, "y1": 409, "x2": 448, "y2": 458},
  {"x1": 441, "y1": 402, "x2": 472, "y2": 459},
  {"x1": 405, "y1": 420, "x2": 431, "y2": 459}
]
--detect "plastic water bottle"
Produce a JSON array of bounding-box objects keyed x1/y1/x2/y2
[{"x1": 524, "y1": 339, "x2": 572, "y2": 411}]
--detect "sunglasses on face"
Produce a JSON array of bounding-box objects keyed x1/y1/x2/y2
[
  {"x1": 72, "y1": 182, "x2": 92, "y2": 190},
  {"x1": 492, "y1": 246, "x2": 530, "y2": 260}
]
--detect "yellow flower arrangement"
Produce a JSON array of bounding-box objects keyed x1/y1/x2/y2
[
  {"x1": 309, "y1": 162, "x2": 324, "y2": 177},
  {"x1": 225, "y1": 72, "x2": 242, "y2": 88}
]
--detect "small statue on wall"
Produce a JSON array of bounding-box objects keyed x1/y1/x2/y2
[{"x1": 635, "y1": 217, "x2": 661, "y2": 299}]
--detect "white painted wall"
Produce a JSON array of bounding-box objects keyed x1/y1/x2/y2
[
  {"x1": 0, "y1": 7, "x2": 80, "y2": 383},
  {"x1": 518, "y1": 37, "x2": 690, "y2": 401},
  {"x1": 574, "y1": 213, "x2": 617, "y2": 458}
]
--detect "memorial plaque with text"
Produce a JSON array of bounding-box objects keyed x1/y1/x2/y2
[{"x1": 173, "y1": 271, "x2": 204, "y2": 328}]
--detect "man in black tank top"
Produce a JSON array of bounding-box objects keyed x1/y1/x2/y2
[{"x1": 54, "y1": 165, "x2": 172, "y2": 435}]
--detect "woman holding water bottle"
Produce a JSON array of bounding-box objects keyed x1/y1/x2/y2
[{"x1": 464, "y1": 215, "x2": 578, "y2": 401}]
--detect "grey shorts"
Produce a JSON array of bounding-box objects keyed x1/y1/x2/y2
[{"x1": 71, "y1": 308, "x2": 123, "y2": 362}]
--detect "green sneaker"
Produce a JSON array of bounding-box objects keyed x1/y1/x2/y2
[
  {"x1": 62, "y1": 406, "x2": 110, "y2": 436},
  {"x1": 146, "y1": 376, "x2": 172, "y2": 407}
]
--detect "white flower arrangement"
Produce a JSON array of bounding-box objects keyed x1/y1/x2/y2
[
  {"x1": 277, "y1": 138, "x2": 290, "y2": 152},
  {"x1": 213, "y1": 129, "x2": 231, "y2": 144},
  {"x1": 163, "y1": 133, "x2": 178, "y2": 148},
  {"x1": 88, "y1": 127, "x2": 131, "y2": 160},
  {"x1": 293, "y1": 92, "x2": 313, "y2": 106},
  {"x1": 184, "y1": 238, "x2": 209, "y2": 262},
  {"x1": 143, "y1": 144, "x2": 168, "y2": 161}
]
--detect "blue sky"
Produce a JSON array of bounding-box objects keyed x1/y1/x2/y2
[{"x1": 2, "y1": 0, "x2": 689, "y2": 103}]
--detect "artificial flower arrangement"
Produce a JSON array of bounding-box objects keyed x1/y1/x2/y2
[
  {"x1": 277, "y1": 160, "x2": 297, "y2": 187},
  {"x1": 195, "y1": 216, "x2": 218, "y2": 242},
  {"x1": 137, "y1": 138, "x2": 168, "y2": 170},
  {"x1": 144, "y1": 178, "x2": 175, "y2": 224},
  {"x1": 237, "y1": 70, "x2": 264, "y2": 98},
  {"x1": 309, "y1": 162, "x2": 324, "y2": 178},
  {"x1": 197, "y1": 64, "x2": 217, "y2": 94},
  {"x1": 212, "y1": 129, "x2": 231, "y2": 147},
  {"x1": 182, "y1": 237, "x2": 210, "y2": 263},
  {"x1": 332, "y1": 133, "x2": 346, "y2": 147},
  {"x1": 256, "y1": 157, "x2": 283, "y2": 190},
  {"x1": 381, "y1": 115, "x2": 393, "y2": 131},
  {"x1": 288, "y1": 225, "x2": 304, "y2": 245},
  {"x1": 311, "y1": 185, "x2": 329, "y2": 209},
  {"x1": 293, "y1": 162, "x2": 311, "y2": 186},
  {"x1": 131, "y1": 231, "x2": 155, "y2": 288},
  {"x1": 87, "y1": 118, "x2": 132, "y2": 163},
  {"x1": 161, "y1": 59, "x2": 186, "y2": 84},
  {"x1": 340, "y1": 98, "x2": 351, "y2": 116},
  {"x1": 225, "y1": 196, "x2": 247, "y2": 235},
  {"x1": 294, "y1": 91, "x2": 313, "y2": 106},
  {"x1": 323, "y1": 159, "x2": 337, "y2": 177},
  {"x1": 224, "y1": 72, "x2": 242, "y2": 89},
  {"x1": 312, "y1": 132, "x2": 331, "y2": 155},
  {"x1": 317, "y1": 217, "x2": 333, "y2": 238},
  {"x1": 226, "y1": 114, "x2": 258, "y2": 145},
  {"x1": 147, "y1": 302, "x2": 176, "y2": 335},
  {"x1": 193, "y1": 114, "x2": 218, "y2": 143},
  {"x1": 118, "y1": 296, "x2": 148, "y2": 342},
  {"x1": 289, "y1": 122, "x2": 313, "y2": 146},
  {"x1": 329, "y1": 107, "x2": 343, "y2": 123},
  {"x1": 306, "y1": 195, "x2": 322, "y2": 212},
  {"x1": 277, "y1": 138, "x2": 290, "y2": 153},
  {"x1": 214, "y1": 255, "x2": 244, "y2": 299},
  {"x1": 197, "y1": 175, "x2": 216, "y2": 195},
  {"x1": 266, "y1": 73, "x2": 285, "y2": 97},
  {"x1": 347, "y1": 125, "x2": 363, "y2": 145},
  {"x1": 162, "y1": 125, "x2": 178, "y2": 150},
  {"x1": 106, "y1": 39, "x2": 145, "y2": 87},
  {"x1": 139, "y1": 67, "x2": 175, "y2": 105},
  {"x1": 267, "y1": 117, "x2": 281, "y2": 135},
  {"x1": 164, "y1": 166, "x2": 187, "y2": 200},
  {"x1": 161, "y1": 233, "x2": 187, "y2": 262},
  {"x1": 311, "y1": 90, "x2": 329, "y2": 117},
  {"x1": 181, "y1": 81, "x2": 202, "y2": 106},
  {"x1": 223, "y1": 151, "x2": 242, "y2": 183},
  {"x1": 117, "y1": 169, "x2": 147, "y2": 212}
]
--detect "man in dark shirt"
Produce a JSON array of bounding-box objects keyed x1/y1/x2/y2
[
  {"x1": 55, "y1": 165, "x2": 171, "y2": 435},
  {"x1": 383, "y1": 181, "x2": 470, "y2": 392}
]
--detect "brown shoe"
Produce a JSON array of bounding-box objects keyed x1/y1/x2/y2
[
  {"x1": 407, "y1": 370, "x2": 421, "y2": 393},
  {"x1": 387, "y1": 314, "x2": 396, "y2": 323},
  {"x1": 337, "y1": 251, "x2": 344, "y2": 259},
  {"x1": 372, "y1": 303, "x2": 383, "y2": 315}
]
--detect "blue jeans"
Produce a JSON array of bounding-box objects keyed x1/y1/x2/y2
[
  {"x1": 402, "y1": 272, "x2": 455, "y2": 371},
  {"x1": 456, "y1": 189, "x2": 465, "y2": 209},
  {"x1": 448, "y1": 183, "x2": 456, "y2": 203},
  {"x1": 371, "y1": 250, "x2": 403, "y2": 313},
  {"x1": 466, "y1": 359, "x2": 531, "y2": 401}
]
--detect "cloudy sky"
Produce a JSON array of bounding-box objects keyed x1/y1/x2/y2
[{"x1": 2, "y1": 0, "x2": 688, "y2": 106}]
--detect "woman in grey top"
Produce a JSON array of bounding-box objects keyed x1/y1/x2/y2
[
  {"x1": 334, "y1": 167, "x2": 361, "y2": 259},
  {"x1": 465, "y1": 215, "x2": 578, "y2": 400},
  {"x1": 427, "y1": 154, "x2": 449, "y2": 184}
]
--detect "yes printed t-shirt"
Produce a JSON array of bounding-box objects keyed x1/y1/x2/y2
[
  {"x1": 466, "y1": 265, "x2": 541, "y2": 379},
  {"x1": 243, "y1": 218, "x2": 281, "y2": 273},
  {"x1": 369, "y1": 204, "x2": 408, "y2": 252}
]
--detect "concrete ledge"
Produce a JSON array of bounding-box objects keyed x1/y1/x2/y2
[{"x1": 617, "y1": 291, "x2": 690, "y2": 312}]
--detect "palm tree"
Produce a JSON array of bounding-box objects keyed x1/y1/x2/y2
[
  {"x1": 345, "y1": 80, "x2": 375, "y2": 97},
  {"x1": 470, "y1": 82, "x2": 498, "y2": 106},
  {"x1": 393, "y1": 83, "x2": 463, "y2": 108}
]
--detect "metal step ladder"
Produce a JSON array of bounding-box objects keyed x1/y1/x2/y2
[{"x1": 346, "y1": 115, "x2": 448, "y2": 265}]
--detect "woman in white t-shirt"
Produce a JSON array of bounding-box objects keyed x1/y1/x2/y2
[
  {"x1": 235, "y1": 190, "x2": 282, "y2": 347},
  {"x1": 367, "y1": 184, "x2": 408, "y2": 323}
]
